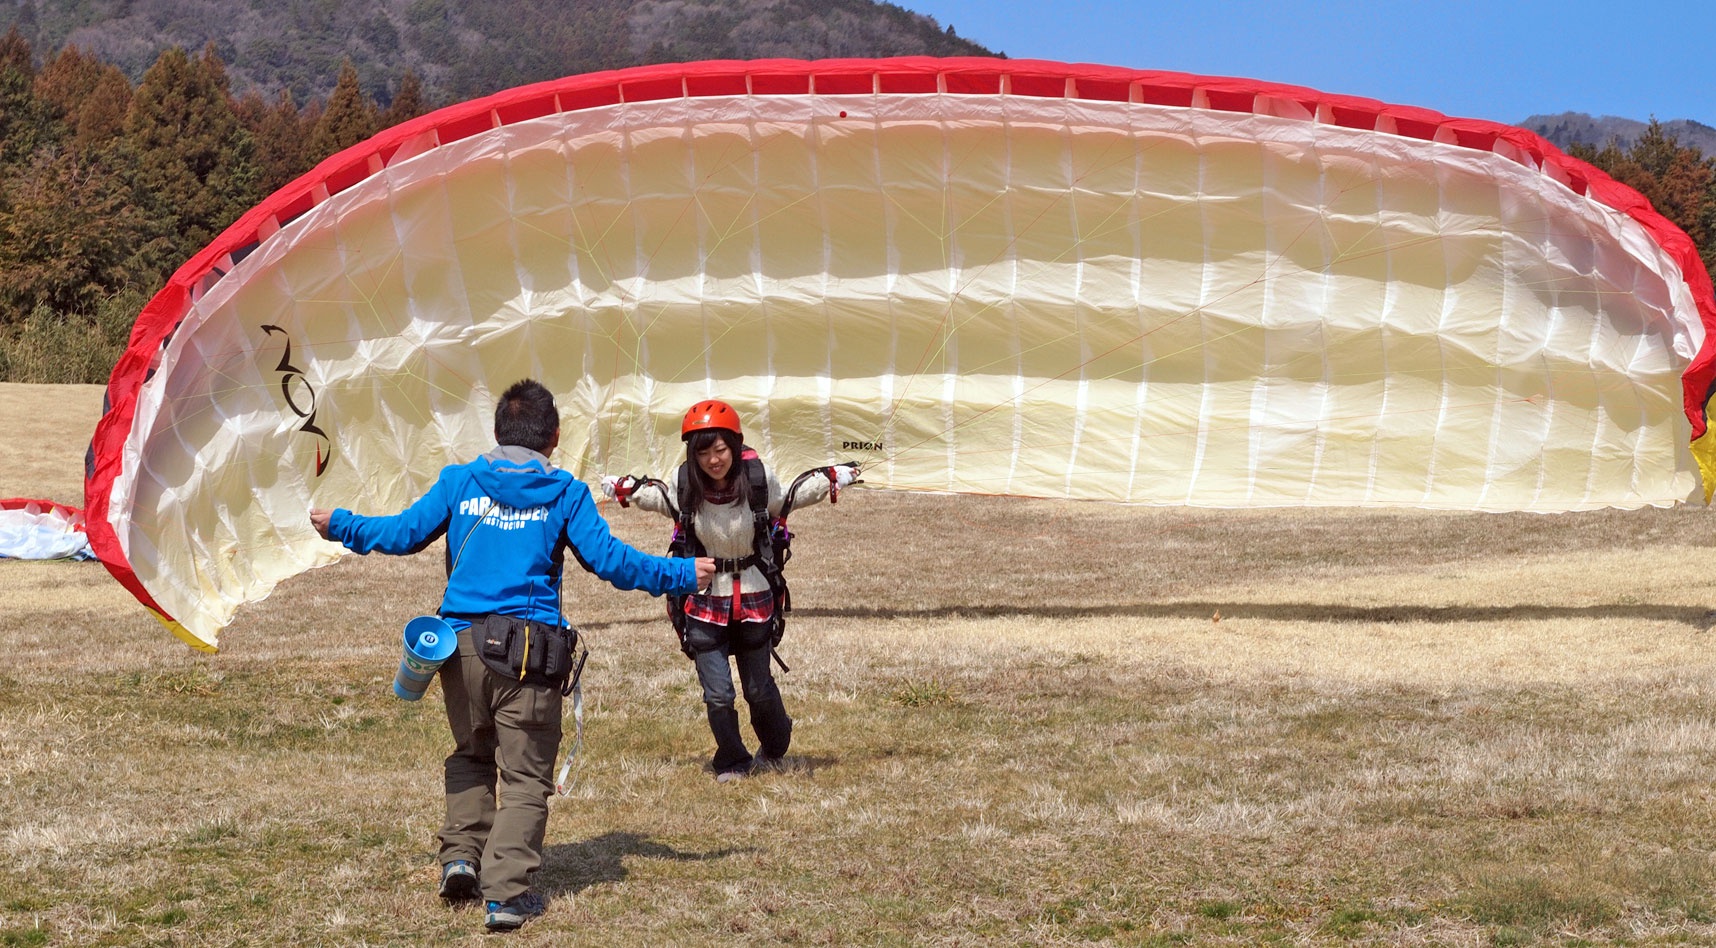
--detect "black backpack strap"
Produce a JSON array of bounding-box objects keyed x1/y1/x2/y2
[
  {"x1": 740, "y1": 448, "x2": 775, "y2": 572},
  {"x1": 738, "y1": 449, "x2": 791, "y2": 645},
  {"x1": 663, "y1": 462, "x2": 702, "y2": 654},
  {"x1": 674, "y1": 461, "x2": 703, "y2": 557}
]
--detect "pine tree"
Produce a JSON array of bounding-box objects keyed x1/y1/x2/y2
[
  {"x1": 36, "y1": 46, "x2": 131, "y2": 153},
  {"x1": 123, "y1": 45, "x2": 261, "y2": 279},
  {"x1": 1598, "y1": 122, "x2": 1715, "y2": 273},
  {"x1": 34, "y1": 45, "x2": 106, "y2": 115},
  {"x1": 1702, "y1": 177, "x2": 1716, "y2": 282},
  {"x1": 1591, "y1": 121, "x2": 1716, "y2": 288},
  {"x1": 380, "y1": 68, "x2": 429, "y2": 130},
  {"x1": 0, "y1": 145, "x2": 147, "y2": 316},
  {"x1": 308, "y1": 59, "x2": 378, "y2": 162},
  {"x1": 239, "y1": 87, "x2": 316, "y2": 196},
  {"x1": 73, "y1": 67, "x2": 133, "y2": 152},
  {"x1": 0, "y1": 26, "x2": 50, "y2": 169}
]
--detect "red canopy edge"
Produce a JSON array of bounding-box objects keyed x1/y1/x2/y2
[{"x1": 1, "y1": 497, "x2": 85, "y2": 525}]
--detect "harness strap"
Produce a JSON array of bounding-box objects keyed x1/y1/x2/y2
[
  {"x1": 674, "y1": 449, "x2": 776, "y2": 570},
  {"x1": 553, "y1": 681, "x2": 583, "y2": 796},
  {"x1": 553, "y1": 646, "x2": 589, "y2": 796},
  {"x1": 712, "y1": 554, "x2": 761, "y2": 573}
]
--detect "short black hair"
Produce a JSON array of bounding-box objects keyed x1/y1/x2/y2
[{"x1": 493, "y1": 379, "x2": 558, "y2": 453}]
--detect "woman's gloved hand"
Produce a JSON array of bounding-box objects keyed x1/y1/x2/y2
[
  {"x1": 830, "y1": 462, "x2": 860, "y2": 488},
  {"x1": 600, "y1": 474, "x2": 637, "y2": 505}
]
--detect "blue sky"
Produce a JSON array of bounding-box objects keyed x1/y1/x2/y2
[{"x1": 905, "y1": 0, "x2": 1714, "y2": 126}]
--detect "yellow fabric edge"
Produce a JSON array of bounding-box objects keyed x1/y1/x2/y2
[
  {"x1": 1694, "y1": 392, "x2": 1716, "y2": 504},
  {"x1": 153, "y1": 607, "x2": 218, "y2": 653}
]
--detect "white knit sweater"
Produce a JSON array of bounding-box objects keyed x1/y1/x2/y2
[{"x1": 628, "y1": 464, "x2": 834, "y2": 596}]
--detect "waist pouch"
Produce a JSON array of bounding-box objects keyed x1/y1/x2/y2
[{"x1": 473, "y1": 614, "x2": 579, "y2": 691}]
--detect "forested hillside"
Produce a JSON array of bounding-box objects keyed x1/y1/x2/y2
[
  {"x1": 1525, "y1": 112, "x2": 1716, "y2": 157},
  {"x1": 1, "y1": 0, "x2": 995, "y2": 107}
]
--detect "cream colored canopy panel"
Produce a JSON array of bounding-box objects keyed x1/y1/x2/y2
[{"x1": 111, "y1": 93, "x2": 1704, "y2": 647}]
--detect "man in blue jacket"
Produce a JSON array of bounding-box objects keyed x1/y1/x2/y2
[{"x1": 312, "y1": 379, "x2": 713, "y2": 933}]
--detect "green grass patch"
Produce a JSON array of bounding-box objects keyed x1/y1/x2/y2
[
  {"x1": 1459, "y1": 873, "x2": 1621, "y2": 932},
  {"x1": 1196, "y1": 899, "x2": 1242, "y2": 920},
  {"x1": 1320, "y1": 904, "x2": 1378, "y2": 938},
  {"x1": 889, "y1": 678, "x2": 959, "y2": 707},
  {"x1": 0, "y1": 927, "x2": 49, "y2": 948}
]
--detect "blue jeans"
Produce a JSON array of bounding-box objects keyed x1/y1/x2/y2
[{"x1": 688, "y1": 617, "x2": 792, "y2": 773}]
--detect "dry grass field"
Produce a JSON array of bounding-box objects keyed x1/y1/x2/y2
[{"x1": 6, "y1": 382, "x2": 1716, "y2": 946}]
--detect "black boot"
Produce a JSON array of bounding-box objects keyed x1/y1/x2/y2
[
  {"x1": 749, "y1": 698, "x2": 793, "y2": 761},
  {"x1": 706, "y1": 704, "x2": 751, "y2": 777}
]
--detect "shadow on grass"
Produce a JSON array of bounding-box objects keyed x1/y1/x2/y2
[
  {"x1": 757, "y1": 753, "x2": 836, "y2": 777},
  {"x1": 584, "y1": 602, "x2": 1716, "y2": 630},
  {"x1": 790, "y1": 601, "x2": 1716, "y2": 627},
  {"x1": 537, "y1": 831, "x2": 748, "y2": 896}
]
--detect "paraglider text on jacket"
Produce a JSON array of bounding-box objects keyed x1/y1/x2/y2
[{"x1": 457, "y1": 496, "x2": 548, "y2": 530}]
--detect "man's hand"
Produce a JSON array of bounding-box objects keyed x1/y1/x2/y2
[
  {"x1": 831, "y1": 462, "x2": 860, "y2": 488},
  {"x1": 694, "y1": 556, "x2": 717, "y2": 590},
  {"x1": 309, "y1": 508, "x2": 333, "y2": 540}
]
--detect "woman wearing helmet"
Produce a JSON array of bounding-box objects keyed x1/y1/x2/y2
[{"x1": 601, "y1": 400, "x2": 857, "y2": 782}]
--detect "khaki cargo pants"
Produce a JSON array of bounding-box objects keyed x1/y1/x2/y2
[{"x1": 437, "y1": 626, "x2": 563, "y2": 903}]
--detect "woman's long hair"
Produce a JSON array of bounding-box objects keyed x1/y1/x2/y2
[{"x1": 682, "y1": 428, "x2": 748, "y2": 518}]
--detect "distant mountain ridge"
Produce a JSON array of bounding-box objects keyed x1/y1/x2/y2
[
  {"x1": 1, "y1": 0, "x2": 996, "y2": 106},
  {"x1": 1522, "y1": 112, "x2": 1716, "y2": 156},
  {"x1": 5, "y1": 1, "x2": 1711, "y2": 160}
]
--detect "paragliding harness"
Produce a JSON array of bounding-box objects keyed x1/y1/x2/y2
[
  {"x1": 624, "y1": 450, "x2": 840, "y2": 673},
  {"x1": 676, "y1": 448, "x2": 792, "y2": 670}
]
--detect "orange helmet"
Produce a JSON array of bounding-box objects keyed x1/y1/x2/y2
[{"x1": 681, "y1": 399, "x2": 742, "y2": 440}]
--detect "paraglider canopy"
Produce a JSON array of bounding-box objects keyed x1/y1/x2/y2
[
  {"x1": 84, "y1": 57, "x2": 1716, "y2": 650},
  {"x1": 1, "y1": 498, "x2": 94, "y2": 561}
]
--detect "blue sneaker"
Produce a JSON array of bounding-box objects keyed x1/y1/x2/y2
[
  {"x1": 485, "y1": 892, "x2": 546, "y2": 932},
  {"x1": 438, "y1": 860, "x2": 479, "y2": 901}
]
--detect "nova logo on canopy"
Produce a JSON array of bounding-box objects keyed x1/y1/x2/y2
[
  {"x1": 260, "y1": 324, "x2": 334, "y2": 478},
  {"x1": 82, "y1": 58, "x2": 1716, "y2": 651}
]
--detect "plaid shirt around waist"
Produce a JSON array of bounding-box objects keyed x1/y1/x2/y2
[{"x1": 683, "y1": 587, "x2": 775, "y2": 625}]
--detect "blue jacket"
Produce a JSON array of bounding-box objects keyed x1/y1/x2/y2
[{"x1": 328, "y1": 446, "x2": 696, "y2": 628}]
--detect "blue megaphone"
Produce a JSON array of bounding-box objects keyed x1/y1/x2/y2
[{"x1": 393, "y1": 615, "x2": 457, "y2": 701}]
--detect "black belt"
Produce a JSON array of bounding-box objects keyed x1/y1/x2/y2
[{"x1": 712, "y1": 555, "x2": 761, "y2": 573}]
